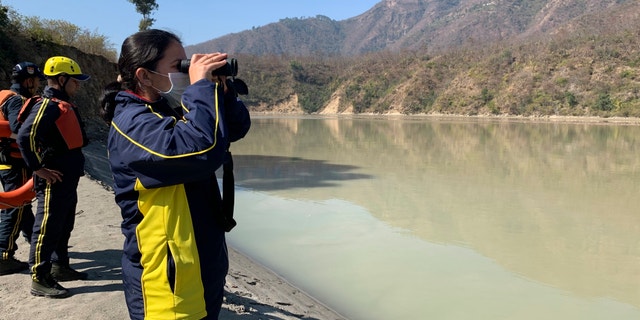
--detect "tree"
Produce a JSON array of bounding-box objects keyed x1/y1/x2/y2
[
  {"x1": 127, "y1": 0, "x2": 158, "y2": 31},
  {"x1": 0, "y1": 1, "x2": 9, "y2": 27}
]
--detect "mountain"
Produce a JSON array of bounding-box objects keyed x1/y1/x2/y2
[
  {"x1": 187, "y1": 0, "x2": 632, "y2": 56},
  {"x1": 2, "y1": 0, "x2": 639, "y2": 146}
]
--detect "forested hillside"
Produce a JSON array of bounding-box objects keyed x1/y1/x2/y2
[
  {"x1": 2, "y1": 0, "x2": 640, "y2": 119},
  {"x1": 0, "y1": 17, "x2": 115, "y2": 141},
  {"x1": 230, "y1": 1, "x2": 640, "y2": 117},
  {"x1": 188, "y1": 0, "x2": 633, "y2": 56},
  {"x1": 184, "y1": 0, "x2": 640, "y2": 117}
]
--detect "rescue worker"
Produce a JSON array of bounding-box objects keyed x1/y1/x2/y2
[
  {"x1": 17, "y1": 56, "x2": 90, "y2": 298},
  {"x1": 0, "y1": 62, "x2": 42, "y2": 275},
  {"x1": 99, "y1": 29, "x2": 251, "y2": 319}
]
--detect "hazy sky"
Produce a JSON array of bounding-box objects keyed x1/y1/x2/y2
[{"x1": 3, "y1": 0, "x2": 381, "y2": 48}]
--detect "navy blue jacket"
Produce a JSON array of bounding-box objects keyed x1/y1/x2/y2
[
  {"x1": 17, "y1": 86, "x2": 87, "y2": 177},
  {"x1": 108, "y1": 79, "x2": 250, "y2": 319}
]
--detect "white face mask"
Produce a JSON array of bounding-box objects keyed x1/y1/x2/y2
[{"x1": 150, "y1": 71, "x2": 190, "y2": 108}]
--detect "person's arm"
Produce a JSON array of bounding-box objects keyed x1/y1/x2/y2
[
  {"x1": 4, "y1": 95, "x2": 24, "y2": 134},
  {"x1": 112, "y1": 80, "x2": 229, "y2": 188}
]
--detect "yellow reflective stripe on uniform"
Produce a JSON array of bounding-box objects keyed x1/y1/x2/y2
[
  {"x1": 145, "y1": 104, "x2": 177, "y2": 125},
  {"x1": 111, "y1": 119, "x2": 218, "y2": 159},
  {"x1": 31, "y1": 182, "x2": 51, "y2": 278},
  {"x1": 110, "y1": 86, "x2": 220, "y2": 160},
  {"x1": 4, "y1": 205, "x2": 24, "y2": 255},
  {"x1": 3, "y1": 166, "x2": 31, "y2": 256},
  {"x1": 134, "y1": 179, "x2": 207, "y2": 319},
  {"x1": 29, "y1": 97, "x2": 50, "y2": 163}
]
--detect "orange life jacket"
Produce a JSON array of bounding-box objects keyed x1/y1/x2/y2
[
  {"x1": 0, "y1": 90, "x2": 23, "y2": 159},
  {"x1": 0, "y1": 90, "x2": 18, "y2": 121},
  {"x1": 51, "y1": 98, "x2": 84, "y2": 150},
  {"x1": 16, "y1": 96, "x2": 85, "y2": 151},
  {"x1": 0, "y1": 91, "x2": 35, "y2": 207}
]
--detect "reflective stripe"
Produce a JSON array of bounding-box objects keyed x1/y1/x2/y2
[
  {"x1": 31, "y1": 181, "x2": 51, "y2": 278},
  {"x1": 110, "y1": 86, "x2": 220, "y2": 160},
  {"x1": 28, "y1": 98, "x2": 49, "y2": 163},
  {"x1": 27, "y1": 98, "x2": 84, "y2": 158},
  {"x1": 134, "y1": 179, "x2": 207, "y2": 319}
]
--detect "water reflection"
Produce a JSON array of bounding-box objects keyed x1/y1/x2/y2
[
  {"x1": 230, "y1": 116, "x2": 640, "y2": 318},
  {"x1": 233, "y1": 155, "x2": 372, "y2": 191}
]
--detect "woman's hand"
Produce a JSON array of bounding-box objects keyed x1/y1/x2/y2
[{"x1": 189, "y1": 53, "x2": 228, "y2": 83}]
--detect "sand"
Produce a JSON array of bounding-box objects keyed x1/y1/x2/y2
[{"x1": 0, "y1": 141, "x2": 345, "y2": 320}]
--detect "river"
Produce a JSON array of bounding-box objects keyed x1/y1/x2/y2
[{"x1": 226, "y1": 115, "x2": 640, "y2": 320}]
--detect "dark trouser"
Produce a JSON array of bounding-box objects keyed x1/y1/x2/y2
[
  {"x1": 122, "y1": 231, "x2": 228, "y2": 320},
  {"x1": 0, "y1": 165, "x2": 34, "y2": 259},
  {"x1": 29, "y1": 174, "x2": 79, "y2": 278}
]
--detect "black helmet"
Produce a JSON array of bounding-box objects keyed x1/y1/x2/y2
[{"x1": 11, "y1": 62, "x2": 46, "y2": 83}]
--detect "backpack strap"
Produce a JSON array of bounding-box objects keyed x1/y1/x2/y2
[
  {"x1": 221, "y1": 150, "x2": 237, "y2": 232},
  {"x1": 16, "y1": 95, "x2": 41, "y2": 124}
]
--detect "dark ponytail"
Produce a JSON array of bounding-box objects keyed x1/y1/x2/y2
[
  {"x1": 98, "y1": 29, "x2": 182, "y2": 125},
  {"x1": 99, "y1": 81, "x2": 123, "y2": 124}
]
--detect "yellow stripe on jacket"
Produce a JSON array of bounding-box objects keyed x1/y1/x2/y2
[{"x1": 135, "y1": 179, "x2": 207, "y2": 320}]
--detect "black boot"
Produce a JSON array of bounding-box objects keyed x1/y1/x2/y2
[
  {"x1": 31, "y1": 273, "x2": 70, "y2": 298},
  {"x1": 51, "y1": 262, "x2": 88, "y2": 281},
  {"x1": 0, "y1": 257, "x2": 29, "y2": 275}
]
